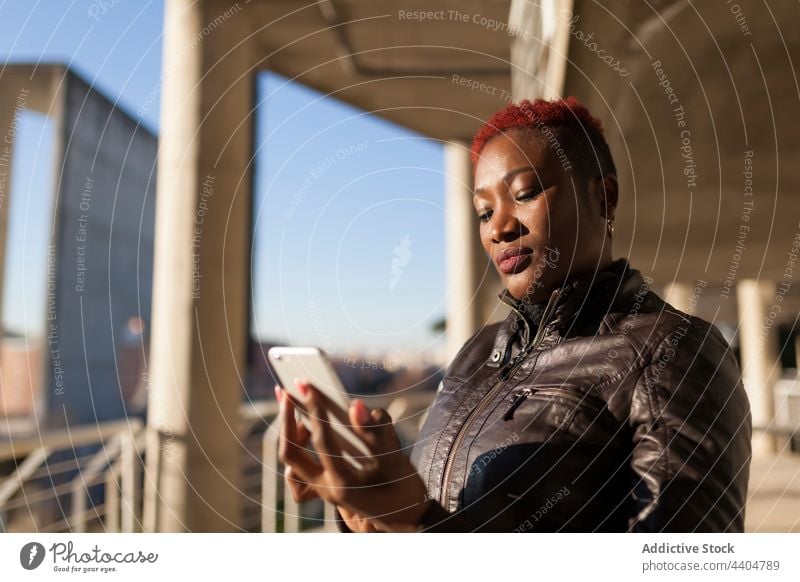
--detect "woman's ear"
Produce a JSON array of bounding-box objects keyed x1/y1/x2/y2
[{"x1": 597, "y1": 173, "x2": 618, "y2": 219}]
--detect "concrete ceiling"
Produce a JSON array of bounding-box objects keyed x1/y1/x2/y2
[
  {"x1": 233, "y1": 0, "x2": 799, "y2": 288},
  {"x1": 250, "y1": 0, "x2": 513, "y2": 142},
  {"x1": 564, "y1": 0, "x2": 800, "y2": 283}
]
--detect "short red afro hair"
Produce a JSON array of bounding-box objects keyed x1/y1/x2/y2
[{"x1": 470, "y1": 96, "x2": 616, "y2": 180}]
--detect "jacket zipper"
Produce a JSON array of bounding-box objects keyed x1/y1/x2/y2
[
  {"x1": 502, "y1": 386, "x2": 604, "y2": 421},
  {"x1": 503, "y1": 387, "x2": 535, "y2": 421},
  {"x1": 439, "y1": 286, "x2": 566, "y2": 510}
]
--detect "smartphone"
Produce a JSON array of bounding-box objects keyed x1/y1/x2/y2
[{"x1": 267, "y1": 346, "x2": 371, "y2": 470}]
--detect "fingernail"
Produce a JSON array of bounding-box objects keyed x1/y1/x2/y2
[
  {"x1": 354, "y1": 400, "x2": 370, "y2": 425},
  {"x1": 294, "y1": 378, "x2": 309, "y2": 398},
  {"x1": 274, "y1": 385, "x2": 282, "y2": 402}
]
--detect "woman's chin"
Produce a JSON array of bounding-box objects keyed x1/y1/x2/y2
[{"x1": 504, "y1": 275, "x2": 545, "y2": 303}]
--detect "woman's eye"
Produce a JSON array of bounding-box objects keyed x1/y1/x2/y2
[
  {"x1": 477, "y1": 210, "x2": 492, "y2": 222},
  {"x1": 516, "y1": 189, "x2": 542, "y2": 201}
]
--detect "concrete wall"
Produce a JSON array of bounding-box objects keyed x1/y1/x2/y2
[{"x1": 45, "y1": 71, "x2": 157, "y2": 427}]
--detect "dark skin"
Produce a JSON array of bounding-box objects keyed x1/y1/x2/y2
[
  {"x1": 474, "y1": 127, "x2": 618, "y2": 303},
  {"x1": 275, "y1": 381, "x2": 429, "y2": 532},
  {"x1": 277, "y1": 129, "x2": 619, "y2": 532}
]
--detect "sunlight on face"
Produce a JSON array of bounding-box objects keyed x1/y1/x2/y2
[{"x1": 473, "y1": 128, "x2": 610, "y2": 303}]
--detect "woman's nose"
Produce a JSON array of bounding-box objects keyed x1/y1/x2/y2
[{"x1": 491, "y1": 206, "x2": 523, "y2": 242}]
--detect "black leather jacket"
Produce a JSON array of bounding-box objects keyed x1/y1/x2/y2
[
  {"x1": 333, "y1": 258, "x2": 751, "y2": 532},
  {"x1": 407, "y1": 258, "x2": 752, "y2": 532}
]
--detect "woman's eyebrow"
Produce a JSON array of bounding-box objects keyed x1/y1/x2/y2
[{"x1": 473, "y1": 165, "x2": 537, "y2": 196}]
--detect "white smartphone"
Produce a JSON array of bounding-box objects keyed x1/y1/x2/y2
[{"x1": 267, "y1": 346, "x2": 371, "y2": 470}]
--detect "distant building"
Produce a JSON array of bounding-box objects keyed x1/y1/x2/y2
[{"x1": 0, "y1": 335, "x2": 42, "y2": 419}]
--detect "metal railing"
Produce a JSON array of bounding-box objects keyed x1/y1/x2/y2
[
  {"x1": 0, "y1": 419, "x2": 144, "y2": 533},
  {"x1": 0, "y1": 392, "x2": 435, "y2": 533}
]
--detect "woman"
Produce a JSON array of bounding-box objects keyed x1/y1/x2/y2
[{"x1": 275, "y1": 97, "x2": 752, "y2": 532}]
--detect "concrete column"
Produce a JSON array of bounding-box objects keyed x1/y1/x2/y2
[
  {"x1": 542, "y1": 0, "x2": 574, "y2": 100},
  {"x1": 444, "y1": 140, "x2": 483, "y2": 363},
  {"x1": 795, "y1": 333, "x2": 800, "y2": 378},
  {"x1": 477, "y1": 270, "x2": 504, "y2": 325},
  {"x1": 736, "y1": 280, "x2": 779, "y2": 456},
  {"x1": 144, "y1": 0, "x2": 253, "y2": 532},
  {"x1": 509, "y1": 0, "x2": 574, "y2": 100}
]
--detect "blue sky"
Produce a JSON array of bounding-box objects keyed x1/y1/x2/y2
[{"x1": 0, "y1": 0, "x2": 446, "y2": 352}]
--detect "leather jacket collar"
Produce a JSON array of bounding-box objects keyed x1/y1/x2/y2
[{"x1": 486, "y1": 257, "x2": 645, "y2": 368}]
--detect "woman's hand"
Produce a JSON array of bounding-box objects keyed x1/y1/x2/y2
[
  {"x1": 276, "y1": 379, "x2": 431, "y2": 532},
  {"x1": 335, "y1": 505, "x2": 380, "y2": 533},
  {"x1": 275, "y1": 385, "x2": 378, "y2": 532}
]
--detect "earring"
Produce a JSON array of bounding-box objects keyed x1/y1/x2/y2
[{"x1": 606, "y1": 217, "x2": 615, "y2": 238}]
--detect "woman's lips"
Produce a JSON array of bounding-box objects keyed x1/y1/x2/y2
[{"x1": 497, "y1": 248, "x2": 533, "y2": 274}]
